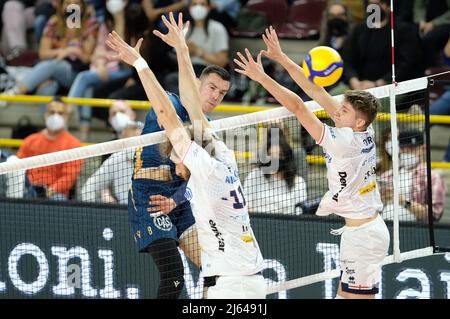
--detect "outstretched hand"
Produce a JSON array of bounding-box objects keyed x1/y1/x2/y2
[
  {"x1": 153, "y1": 12, "x2": 189, "y2": 50},
  {"x1": 106, "y1": 30, "x2": 143, "y2": 66},
  {"x1": 261, "y1": 26, "x2": 284, "y2": 63},
  {"x1": 234, "y1": 48, "x2": 266, "y2": 82}
]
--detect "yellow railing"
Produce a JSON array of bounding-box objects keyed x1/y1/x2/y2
[{"x1": 1, "y1": 95, "x2": 450, "y2": 123}]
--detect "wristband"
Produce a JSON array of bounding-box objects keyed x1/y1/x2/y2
[{"x1": 133, "y1": 57, "x2": 149, "y2": 72}]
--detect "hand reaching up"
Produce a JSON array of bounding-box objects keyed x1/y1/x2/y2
[
  {"x1": 106, "y1": 30, "x2": 143, "y2": 66},
  {"x1": 261, "y1": 26, "x2": 285, "y2": 63},
  {"x1": 153, "y1": 12, "x2": 190, "y2": 51},
  {"x1": 234, "y1": 48, "x2": 266, "y2": 83}
]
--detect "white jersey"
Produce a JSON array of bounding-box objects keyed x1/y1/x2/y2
[
  {"x1": 316, "y1": 124, "x2": 383, "y2": 219},
  {"x1": 182, "y1": 136, "x2": 264, "y2": 277}
]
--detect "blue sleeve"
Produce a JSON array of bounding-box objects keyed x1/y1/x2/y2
[
  {"x1": 168, "y1": 92, "x2": 190, "y2": 123},
  {"x1": 172, "y1": 181, "x2": 188, "y2": 206}
]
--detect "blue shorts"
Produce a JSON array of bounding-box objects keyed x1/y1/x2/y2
[{"x1": 128, "y1": 179, "x2": 195, "y2": 253}]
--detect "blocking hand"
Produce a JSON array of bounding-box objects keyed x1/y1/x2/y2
[
  {"x1": 153, "y1": 12, "x2": 189, "y2": 50},
  {"x1": 106, "y1": 30, "x2": 143, "y2": 66}
]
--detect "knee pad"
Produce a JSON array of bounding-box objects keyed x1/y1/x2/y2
[{"x1": 147, "y1": 238, "x2": 185, "y2": 299}]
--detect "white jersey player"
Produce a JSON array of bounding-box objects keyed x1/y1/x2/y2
[
  {"x1": 234, "y1": 26, "x2": 390, "y2": 299},
  {"x1": 106, "y1": 12, "x2": 265, "y2": 299}
]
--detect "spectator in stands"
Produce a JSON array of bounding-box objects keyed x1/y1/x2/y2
[
  {"x1": 80, "y1": 120, "x2": 143, "y2": 205},
  {"x1": 430, "y1": 36, "x2": 450, "y2": 162},
  {"x1": 142, "y1": 0, "x2": 186, "y2": 32},
  {"x1": 0, "y1": 148, "x2": 25, "y2": 198},
  {"x1": 96, "y1": 4, "x2": 165, "y2": 102},
  {"x1": 413, "y1": 0, "x2": 450, "y2": 67},
  {"x1": 164, "y1": 0, "x2": 229, "y2": 94},
  {"x1": 318, "y1": 1, "x2": 353, "y2": 95},
  {"x1": 4, "y1": 0, "x2": 97, "y2": 110},
  {"x1": 209, "y1": 0, "x2": 241, "y2": 33},
  {"x1": 344, "y1": 0, "x2": 422, "y2": 90},
  {"x1": 17, "y1": 96, "x2": 83, "y2": 201},
  {"x1": 0, "y1": 0, "x2": 46, "y2": 57},
  {"x1": 34, "y1": 0, "x2": 57, "y2": 45},
  {"x1": 379, "y1": 129, "x2": 447, "y2": 222},
  {"x1": 108, "y1": 99, "x2": 137, "y2": 138},
  {"x1": 243, "y1": 125, "x2": 307, "y2": 215},
  {"x1": 68, "y1": 0, "x2": 138, "y2": 141}
]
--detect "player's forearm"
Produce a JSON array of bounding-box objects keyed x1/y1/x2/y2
[
  {"x1": 279, "y1": 53, "x2": 338, "y2": 117},
  {"x1": 259, "y1": 73, "x2": 303, "y2": 114},
  {"x1": 176, "y1": 46, "x2": 209, "y2": 127}
]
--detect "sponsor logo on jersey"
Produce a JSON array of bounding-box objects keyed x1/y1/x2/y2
[
  {"x1": 361, "y1": 144, "x2": 374, "y2": 154},
  {"x1": 209, "y1": 219, "x2": 225, "y2": 252},
  {"x1": 153, "y1": 215, "x2": 173, "y2": 231},
  {"x1": 185, "y1": 187, "x2": 193, "y2": 201},
  {"x1": 225, "y1": 169, "x2": 239, "y2": 184},
  {"x1": 361, "y1": 136, "x2": 375, "y2": 153},
  {"x1": 328, "y1": 127, "x2": 336, "y2": 139},
  {"x1": 332, "y1": 171, "x2": 348, "y2": 202},
  {"x1": 358, "y1": 181, "x2": 377, "y2": 195},
  {"x1": 325, "y1": 153, "x2": 332, "y2": 163},
  {"x1": 363, "y1": 167, "x2": 376, "y2": 181}
]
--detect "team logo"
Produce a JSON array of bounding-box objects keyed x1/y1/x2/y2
[
  {"x1": 185, "y1": 187, "x2": 193, "y2": 201},
  {"x1": 153, "y1": 215, "x2": 173, "y2": 231}
]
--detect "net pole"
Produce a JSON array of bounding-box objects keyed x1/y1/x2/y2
[{"x1": 389, "y1": 0, "x2": 402, "y2": 262}]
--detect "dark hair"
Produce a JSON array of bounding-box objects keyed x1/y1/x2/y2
[
  {"x1": 200, "y1": 65, "x2": 231, "y2": 82},
  {"x1": 160, "y1": 126, "x2": 215, "y2": 159},
  {"x1": 318, "y1": 1, "x2": 352, "y2": 46},
  {"x1": 104, "y1": 3, "x2": 149, "y2": 44},
  {"x1": 259, "y1": 126, "x2": 297, "y2": 190},
  {"x1": 52, "y1": 95, "x2": 64, "y2": 104},
  {"x1": 344, "y1": 90, "x2": 380, "y2": 127}
]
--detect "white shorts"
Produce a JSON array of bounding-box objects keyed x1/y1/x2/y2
[
  {"x1": 207, "y1": 274, "x2": 266, "y2": 299},
  {"x1": 339, "y1": 214, "x2": 390, "y2": 295}
]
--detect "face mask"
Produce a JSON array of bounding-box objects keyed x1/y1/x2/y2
[
  {"x1": 327, "y1": 18, "x2": 348, "y2": 36},
  {"x1": 400, "y1": 153, "x2": 418, "y2": 169},
  {"x1": 106, "y1": 0, "x2": 126, "y2": 14},
  {"x1": 385, "y1": 141, "x2": 392, "y2": 156},
  {"x1": 46, "y1": 114, "x2": 66, "y2": 132},
  {"x1": 190, "y1": 4, "x2": 208, "y2": 21},
  {"x1": 111, "y1": 112, "x2": 131, "y2": 133}
]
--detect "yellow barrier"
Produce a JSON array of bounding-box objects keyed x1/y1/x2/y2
[{"x1": 1, "y1": 94, "x2": 450, "y2": 123}]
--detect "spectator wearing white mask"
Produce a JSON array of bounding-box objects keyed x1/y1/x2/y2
[
  {"x1": 81, "y1": 120, "x2": 143, "y2": 205},
  {"x1": 17, "y1": 96, "x2": 82, "y2": 201},
  {"x1": 163, "y1": 0, "x2": 229, "y2": 94},
  {"x1": 108, "y1": 99, "x2": 137, "y2": 137},
  {"x1": 379, "y1": 129, "x2": 447, "y2": 222}
]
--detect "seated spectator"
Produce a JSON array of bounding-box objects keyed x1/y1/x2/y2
[
  {"x1": 164, "y1": 0, "x2": 229, "y2": 94},
  {"x1": 379, "y1": 129, "x2": 447, "y2": 222},
  {"x1": 344, "y1": 0, "x2": 422, "y2": 90},
  {"x1": 81, "y1": 120, "x2": 143, "y2": 204},
  {"x1": 16, "y1": 96, "x2": 83, "y2": 201},
  {"x1": 318, "y1": 1, "x2": 353, "y2": 95},
  {"x1": 413, "y1": 0, "x2": 450, "y2": 67},
  {"x1": 68, "y1": 0, "x2": 139, "y2": 141},
  {"x1": 142, "y1": 0, "x2": 185, "y2": 32},
  {"x1": 430, "y1": 36, "x2": 450, "y2": 162},
  {"x1": 0, "y1": 148, "x2": 25, "y2": 198},
  {"x1": 243, "y1": 125, "x2": 307, "y2": 215},
  {"x1": 4, "y1": 0, "x2": 97, "y2": 111}
]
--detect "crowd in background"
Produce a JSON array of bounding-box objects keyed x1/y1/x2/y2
[{"x1": 0, "y1": 0, "x2": 448, "y2": 220}]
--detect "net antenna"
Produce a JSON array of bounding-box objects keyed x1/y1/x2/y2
[{"x1": 389, "y1": 0, "x2": 402, "y2": 262}]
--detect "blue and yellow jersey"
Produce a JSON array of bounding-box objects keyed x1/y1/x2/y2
[{"x1": 132, "y1": 92, "x2": 189, "y2": 183}]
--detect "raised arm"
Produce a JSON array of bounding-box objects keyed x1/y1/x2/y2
[
  {"x1": 261, "y1": 26, "x2": 340, "y2": 120},
  {"x1": 234, "y1": 49, "x2": 324, "y2": 142},
  {"x1": 153, "y1": 12, "x2": 210, "y2": 130},
  {"x1": 106, "y1": 31, "x2": 191, "y2": 157}
]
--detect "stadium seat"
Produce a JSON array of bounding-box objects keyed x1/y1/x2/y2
[
  {"x1": 233, "y1": 0, "x2": 288, "y2": 37},
  {"x1": 277, "y1": 0, "x2": 327, "y2": 39}
]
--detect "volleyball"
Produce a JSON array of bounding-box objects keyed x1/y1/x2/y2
[{"x1": 302, "y1": 46, "x2": 344, "y2": 87}]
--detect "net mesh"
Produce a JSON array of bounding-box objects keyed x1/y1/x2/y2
[{"x1": 0, "y1": 77, "x2": 436, "y2": 299}]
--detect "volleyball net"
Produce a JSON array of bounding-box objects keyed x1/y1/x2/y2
[{"x1": 0, "y1": 76, "x2": 442, "y2": 299}]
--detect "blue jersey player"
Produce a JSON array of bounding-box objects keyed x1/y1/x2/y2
[{"x1": 109, "y1": 24, "x2": 231, "y2": 298}]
